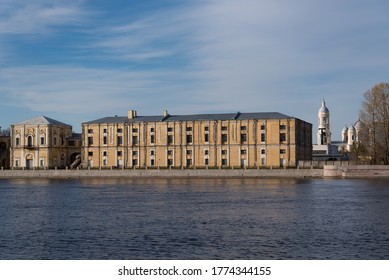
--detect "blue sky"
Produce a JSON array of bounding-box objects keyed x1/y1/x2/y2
[{"x1": 1, "y1": 0, "x2": 388, "y2": 142}]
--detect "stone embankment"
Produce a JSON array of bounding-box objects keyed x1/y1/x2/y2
[
  {"x1": 324, "y1": 165, "x2": 389, "y2": 178},
  {"x1": 0, "y1": 168, "x2": 323, "y2": 179}
]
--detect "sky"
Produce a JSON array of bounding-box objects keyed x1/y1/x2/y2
[{"x1": 1, "y1": 0, "x2": 388, "y2": 142}]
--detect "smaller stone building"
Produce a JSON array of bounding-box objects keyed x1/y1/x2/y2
[{"x1": 10, "y1": 116, "x2": 82, "y2": 169}]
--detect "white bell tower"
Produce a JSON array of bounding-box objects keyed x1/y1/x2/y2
[{"x1": 317, "y1": 98, "x2": 331, "y2": 145}]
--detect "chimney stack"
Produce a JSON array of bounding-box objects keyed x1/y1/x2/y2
[{"x1": 128, "y1": 110, "x2": 137, "y2": 119}]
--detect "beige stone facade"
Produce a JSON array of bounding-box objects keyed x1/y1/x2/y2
[
  {"x1": 82, "y1": 110, "x2": 312, "y2": 169},
  {"x1": 10, "y1": 116, "x2": 82, "y2": 169},
  {"x1": 0, "y1": 132, "x2": 10, "y2": 169}
]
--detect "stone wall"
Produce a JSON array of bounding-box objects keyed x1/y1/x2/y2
[
  {"x1": 0, "y1": 168, "x2": 323, "y2": 179},
  {"x1": 324, "y1": 165, "x2": 389, "y2": 178}
]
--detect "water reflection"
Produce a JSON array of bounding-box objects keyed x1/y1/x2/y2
[{"x1": 0, "y1": 178, "x2": 388, "y2": 259}]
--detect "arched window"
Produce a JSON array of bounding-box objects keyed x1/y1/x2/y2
[{"x1": 27, "y1": 135, "x2": 33, "y2": 147}]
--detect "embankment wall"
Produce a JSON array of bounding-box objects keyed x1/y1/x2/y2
[
  {"x1": 324, "y1": 165, "x2": 389, "y2": 178},
  {"x1": 0, "y1": 168, "x2": 323, "y2": 179}
]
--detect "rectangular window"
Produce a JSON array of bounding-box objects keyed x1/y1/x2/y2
[
  {"x1": 261, "y1": 158, "x2": 265, "y2": 165},
  {"x1": 150, "y1": 135, "x2": 155, "y2": 144},
  {"x1": 88, "y1": 151, "x2": 93, "y2": 156},
  {"x1": 132, "y1": 136, "x2": 138, "y2": 145},
  {"x1": 261, "y1": 133, "x2": 266, "y2": 142},
  {"x1": 240, "y1": 133, "x2": 247, "y2": 142},
  {"x1": 103, "y1": 136, "x2": 107, "y2": 145},
  {"x1": 103, "y1": 159, "x2": 107, "y2": 166},
  {"x1": 167, "y1": 159, "x2": 173, "y2": 166},
  {"x1": 88, "y1": 137, "x2": 93, "y2": 145},
  {"x1": 261, "y1": 149, "x2": 266, "y2": 155},
  {"x1": 186, "y1": 127, "x2": 192, "y2": 132},
  {"x1": 221, "y1": 149, "x2": 227, "y2": 155},
  {"x1": 186, "y1": 150, "x2": 192, "y2": 155},
  {"x1": 41, "y1": 137, "x2": 45, "y2": 145},
  {"x1": 150, "y1": 150, "x2": 155, "y2": 156},
  {"x1": 280, "y1": 125, "x2": 286, "y2": 130},
  {"x1": 117, "y1": 136, "x2": 123, "y2": 145},
  {"x1": 16, "y1": 138, "x2": 20, "y2": 146},
  {"x1": 204, "y1": 149, "x2": 209, "y2": 155},
  {"x1": 132, "y1": 128, "x2": 138, "y2": 133},
  {"x1": 205, "y1": 158, "x2": 209, "y2": 165},
  {"x1": 222, "y1": 126, "x2": 228, "y2": 131},
  {"x1": 102, "y1": 151, "x2": 107, "y2": 156},
  {"x1": 186, "y1": 134, "x2": 193, "y2": 144},
  {"x1": 167, "y1": 127, "x2": 173, "y2": 132},
  {"x1": 280, "y1": 149, "x2": 286, "y2": 154},
  {"x1": 132, "y1": 151, "x2": 138, "y2": 156},
  {"x1": 151, "y1": 159, "x2": 155, "y2": 166},
  {"x1": 40, "y1": 159, "x2": 44, "y2": 167},
  {"x1": 186, "y1": 159, "x2": 192, "y2": 166},
  {"x1": 280, "y1": 133, "x2": 286, "y2": 142},
  {"x1": 167, "y1": 150, "x2": 173, "y2": 155},
  {"x1": 204, "y1": 126, "x2": 209, "y2": 132},
  {"x1": 117, "y1": 151, "x2": 122, "y2": 156},
  {"x1": 261, "y1": 125, "x2": 266, "y2": 130},
  {"x1": 150, "y1": 127, "x2": 155, "y2": 133},
  {"x1": 88, "y1": 129, "x2": 93, "y2": 133},
  {"x1": 222, "y1": 159, "x2": 228, "y2": 166},
  {"x1": 132, "y1": 159, "x2": 138, "y2": 166},
  {"x1": 241, "y1": 126, "x2": 247, "y2": 130},
  {"x1": 204, "y1": 134, "x2": 209, "y2": 142},
  {"x1": 221, "y1": 134, "x2": 228, "y2": 144},
  {"x1": 103, "y1": 128, "x2": 107, "y2": 133},
  {"x1": 117, "y1": 128, "x2": 123, "y2": 133},
  {"x1": 241, "y1": 149, "x2": 247, "y2": 155},
  {"x1": 54, "y1": 137, "x2": 57, "y2": 146},
  {"x1": 167, "y1": 135, "x2": 173, "y2": 144}
]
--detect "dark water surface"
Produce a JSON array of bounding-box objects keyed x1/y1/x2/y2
[{"x1": 0, "y1": 178, "x2": 388, "y2": 259}]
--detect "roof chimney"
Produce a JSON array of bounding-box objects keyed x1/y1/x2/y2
[
  {"x1": 163, "y1": 110, "x2": 169, "y2": 117},
  {"x1": 128, "y1": 110, "x2": 137, "y2": 119}
]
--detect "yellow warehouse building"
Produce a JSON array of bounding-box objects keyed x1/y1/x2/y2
[{"x1": 82, "y1": 110, "x2": 312, "y2": 169}]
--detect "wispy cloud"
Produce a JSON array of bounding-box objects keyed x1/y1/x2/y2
[{"x1": 0, "y1": 0, "x2": 87, "y2": 35}]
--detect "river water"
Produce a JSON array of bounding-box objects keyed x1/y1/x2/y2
[{"x1": 0, "y1": 178, "x2": 388, "y2": 259}]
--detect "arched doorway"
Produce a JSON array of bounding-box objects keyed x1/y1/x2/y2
[{"x1": 26, "y1": 154, "x2": 34, "y2": 169}]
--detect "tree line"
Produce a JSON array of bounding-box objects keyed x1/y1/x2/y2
[{"x1": 358, "y1": 82, "x2": 389, "y2": 164}]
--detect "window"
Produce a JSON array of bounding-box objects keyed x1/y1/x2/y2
[
  {"x1": 167, "y1": 159, "x2": 173, "y2": 166},
  {"x1": 54, "y1": 137, "x2": 57, "y2": 146},
  {"x1": 150, "y1": 150, "x2": 155, "y2": 156},
  {"x1": 240, "y1": 133, "x2": 247, "y2": 142},
  {"x1": 88, "y1": 129, "x2": 93, "y2": 133},
  {"x1": 88, "y1": 137, "x2": 93, "y2": 145},
  {"x1": 204, "y1": 149, "x2": 209, "y2": 155},
  {"x1": 167, "y1": 135, "x2": 173, "y2": 144},
  {"x1": 280, "y1": 133, "x2": 286, "y2": 142},
  {"x1": 261, "y1": 133, "x2": 266, "y2": 142},
  {"x1": 27, "y1": 135, "x2": 33, "y2": 147},
  {"x1": 222, "y1": 126, "x2": 228, "y2": 131},
  {"x1": 204, "y1": 126, "x2": 209, "y2": 131},
  {"x1": 132, "y1": 151, "x2": 138, "y2": 156},
  {"x1": 117, "y1": 128, "x2": 123, "y2": 133},
  {"x1": 117, "y1": 136, "x2": 123, "y2": 145},
  {"x1": 221, "y1": 149, "x2": 227, "y2": 155},
  {"x1": 16, "y1": 137, "x2": 20, "y2": 146},
  {"x1": 186, "y1": 127, "x2": 192, "y2": 132},
  {"x1": 261, "y1": 125, "x2": 266, "y2": 130},
  {"x1": 88, "y1": 151, "x2": 93, "y2": 156},
  {"x1": 221, "y1": 134, "x2": 228, "y2": 144},
  {"x1": 40, "y1": 159, "x2": 45, "y2": 167},
  {"x1": 132, "y1": 128, "x2": 138, "y2": 133},
  {"x1": 103, "y1": 136, "x2": 107, "y2": 145},
  {"x1": 205, "y1": 158, "x2": 209, "y2": 165},
  {"x1": 241, "y1": 149, "x2": 247, "y2": 155},
  {"x1": 103, "y1": 159, "x2": 107, "y2": 166},
  {"x1": 186, "y1": 134, "x2": 193, "y2": 144},
  {"x1": 102, "y1": 151, "x2": 107, "y2": 156},
  {"x1": 187, "y1": 150, "x2": 192, "y2": 155},
  {"x1": 280, "y1": 149, "x2": 286, "y2": 154},
  {"x1": 204, "y1": 134, "x2": 209, "y2": 142},
  {"x1": 241, "y1": 126, "x2": 247, "y2": 130},
  {"x1": 150, "y1": 128, "x2": 155, "y2": 133},
  {"x1": 151, "y1": 159, "x2": 155, "y2": 166},
  {"x1": 222, "y1": 159, "x2": 228, "y2": 166},
  {"x1": 167, "y1": 127, "x2": 173, "y2": 132},
  {"x1": 150, "y1": 135, "x2": 155, "y2": 144},
  {"x1": 117, "y1": 151, "x2": 122, "y2": 156},
  {"x1": 41, "y1": 137, "x2": 45, "y2": 145},
  {"x1": 132, "y1": 159, "x2": 138, "y2": 166},
  {"x1": 103, "y1": 128, "x2": 107, "y2": 133},
  {"x1": 280, "y1": 124, "x2": 286, "y2": 130},
  {"x1": 261, "y1": 149, "x2": 266, "y2": 155},
  {"x1": 132, "y1": 136, "x2": 138, "y2": 145},
  {"x1": 167, "y1": 150, "x2": 173, "y2": 155},
  {"x1": 261, "y1": 158, "x2": 265, "y2": 165},
  {"x1": 186, "y1": 159, "x2": 192, "y2": 166}
]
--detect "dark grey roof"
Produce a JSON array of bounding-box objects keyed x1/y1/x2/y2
[
  {"x1": 15, "y1": 116, "x2": 71, "y2": 126},
  {"x1": 83, "y1": 112, "x2": 294, "y2": 124}
]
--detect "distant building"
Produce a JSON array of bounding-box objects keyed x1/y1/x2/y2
[
  {"x1": 82, "y1": 110, "x2": 312, "y2": 169},
  {"x1": 10, "y1": 116, "x2": 82, "y2": 169},
  {"x1": 313, "y1": 99, "x2": 343, "y2": 161},
  {"x1": 341, "y1": 120, "x2": 361, "y2": 151},
  {"x1": 0, "y1": 128, "x2": 10, "y2": 169}
]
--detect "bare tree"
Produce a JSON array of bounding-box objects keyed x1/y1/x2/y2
[{"x1": 359, "y1": 83, "x2": 389, "y2": 164}]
